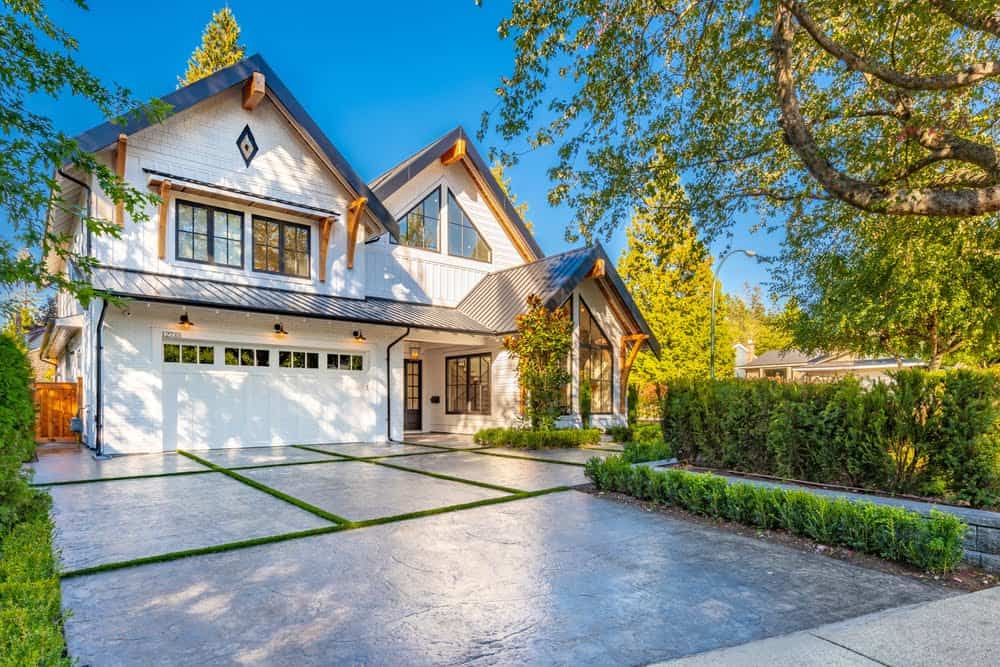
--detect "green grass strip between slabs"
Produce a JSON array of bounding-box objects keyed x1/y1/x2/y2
[
  {"x1": 470, "y1": 450, "x2": 588, "y2": 467},
  {"x1": 226, "y1": 456, "x2": 353, "y2": 471},
  {"x1": 295, "y1": 445, "x2": 526, "y2": 494},
  {"x1": 30, "y1": 468, "x2": 217, "y2": 487},
  {"x1": 178, "y1": 450, "x2": 350, "y2": 525},
  {"x1": 398, "y1": 440, "x2": 492, "y2": 452},
  {"x1": 60, "y1": 525, "x2": 347, "y2": 578},
  {"x1": 60, "y1": 486, "x2": 571, "y2": 579}
]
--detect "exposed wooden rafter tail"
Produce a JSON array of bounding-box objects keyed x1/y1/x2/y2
[
  {"x1": 242, "y1": 72, "x2": 266, "y2": 111},
  {"x1": 440, "y1": 138, "x2": 467, "y2": 166}
]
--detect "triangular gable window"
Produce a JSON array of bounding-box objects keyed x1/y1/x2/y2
[
  {"x1": 395, "y1": 188, "x2": 440, "y2": 251},
  {"x1": 447, "y1": 190, "x2": 492, "y2": 262}
]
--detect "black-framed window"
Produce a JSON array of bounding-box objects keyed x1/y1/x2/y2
[
  {"x1": 176, "y1": 201, "x2": 243, "y2": 268},
  {"x1": 252, "y1": 216, "x2": 311, "y2": 278},
  {"x1": 394, "y1": 188, "x2": 440, "y2": 251},
  {"x1": 446, "y1": 353, "x2": 491, "y2": 415},
  {"x1": 447, "y1": 190, "x2": 491, "y2": 262},
  {"x1": 579, "y1": 299, "x2": 613, "y2": 414}
]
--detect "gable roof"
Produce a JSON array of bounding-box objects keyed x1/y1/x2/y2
[
  {"x1": 369, "y1": 126, "x2": 544, "y2": 259},
  {"x1": 457, "y1": 243, "x2": 660, "y2": 355},
  {"x1": 74, "y1": 54, "x2": 399, "y2": 240},
  {"x1": 742, "y1": 349, "x2": 817, "y2": 368}
]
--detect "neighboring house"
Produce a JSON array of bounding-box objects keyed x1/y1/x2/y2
[
  {"x1": 737, "y1": 348, "x2": 926, "y2": 384},
  {"x1": 733, "y1": 341, "x2": 754, "y2": 378},
  {"x1": 41, "y1": 55, "x2": 658, "y2": 455},
  {"x1": 24, "y1": 326, "x2": 54, "y2": 381}
]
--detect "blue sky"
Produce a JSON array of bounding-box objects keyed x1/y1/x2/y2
[{"x1": 35, "y1": 0, "x2": 777, "y2": 296}]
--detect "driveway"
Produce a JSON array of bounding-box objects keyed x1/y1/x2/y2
[{"x1": 33, "y1": 441, "x2": 952, "y2": 666}]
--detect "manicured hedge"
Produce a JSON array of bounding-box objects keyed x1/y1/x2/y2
[
  {"x1": 662, "y1": 370, "x2": 1000, "y2": 507},
  {"x1": 621, "y1": 440, "x2": 674, "y2": 464},
  {"x1": 474, "y1": 427, "x2": 602, "y2": 449},
  {"x1": 585, "y1": 456, "x2": 967, "y2": 573},
  {"x1": 606, "y1": 422, "x2": 663, "y2": 445},
  {"x1": 0, "y1": 334, "x2": 69, "y2": 665}
]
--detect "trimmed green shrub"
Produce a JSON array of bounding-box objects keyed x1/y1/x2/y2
[
  {"x1": 605, "y1": 425, "x2": 632, "y2": 442},
  {"x1": 661, "y1": 370, "x2": 1000, "y2": 507},
  {"x1": 622, "y1": 440, "x2": 674, "y2": 464},
  {"x1": 0, "y1": 335, "x2": 69, "y2": 664},
  {"x1": 585, "y1": 456, "x2": 967, "y2": 573},
  {"x1": 474, "y1": 427, "x2": 602, "y2": 449}
]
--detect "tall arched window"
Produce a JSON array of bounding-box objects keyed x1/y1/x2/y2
[{"x1": 579, "y1": 299, "x2": 613, "y2": 414}]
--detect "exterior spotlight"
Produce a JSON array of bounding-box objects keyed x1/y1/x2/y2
[
  {"x1": 179, "y1": 312, "x2": 194, "y2": 329},
  {"x1": 353, "y1": 329, "x2": 366, "y2": 342},
  {"x1": 274, "y1": 322, "x2": 288, "y2": 337}
]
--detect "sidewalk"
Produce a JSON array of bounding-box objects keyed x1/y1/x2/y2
[{"x1": 659, "y1": 586, "x2": 1000, "y2": 666}]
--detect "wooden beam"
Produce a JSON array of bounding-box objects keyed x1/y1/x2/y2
[
  {"x1": 242, "y1": 72, "x2": 266, "y2": 111},
  {"x1": 587, "y1": 258, "x2": 606, "y2": 278},
  {"x1": 619, "y1": 334, "x2": 648, "y2": 410},
  {"x1": 440, "y1": 138, "x2": 467, "y2": 166},
  {"x1": 157, "y1": 180, "x2": 171, "y2": 260},
  {"x1": 113, "y1": 134, "x2": 127, "y2": 226},
  {"x1": 346, "y1": 196, "x2": 367, "y2": 270},
  {"x1": 318, "y1": 217, "x2": 335, "y2": 282}
]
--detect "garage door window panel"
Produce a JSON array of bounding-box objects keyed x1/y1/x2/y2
[{"x1": 164, "y1": 343, "x2": 214, "y2": 365}]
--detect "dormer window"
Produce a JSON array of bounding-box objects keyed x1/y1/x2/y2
[
  {"x1": 252, "y1": 216, "x2": 311, "y2": 278},
  {"x1": 175, "y1": 201, "x2": 244, "y2": 268},
  {"x1": 394, "y1": 188, "x2": 439, "y2": 252},
  {"x1": 447, "y1": 190, "x2": 491, "y2": 262}
]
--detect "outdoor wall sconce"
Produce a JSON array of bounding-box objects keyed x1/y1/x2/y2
[
  {"x1": 353, "y1": 330, "x2": 366, "y2": 342},
  {"x1": 409, "y1": 344, "x2": 421, "y2": 359},
  {"x1": 178, "y1": 312, "x2": 194, "y2": 329},
  {"x1": 274, "y1": 322, "x2": 288, "y2": 337}
]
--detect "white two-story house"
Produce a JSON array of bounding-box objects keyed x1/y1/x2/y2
[{"x1": 42, "y1": 55, "x2": 658, "y2": 455}]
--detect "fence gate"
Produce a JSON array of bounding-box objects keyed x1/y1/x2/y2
[{"x1": 33, "y1": 380, "x2": 80, "y2": 443}]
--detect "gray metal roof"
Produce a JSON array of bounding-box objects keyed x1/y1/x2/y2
[
  {"x1": 456, "y1": 244, "x2": 660, "y2": 355},
  {"x1": 369, "y1": 126, "x2": 544, "y2": 259},
  {"x1": 90, "y1": 267, "x2": 492, "y2": 334},
  {"x1": 73, "y1": 54, "x2": 399, "y2": 241},
  {"x1": 742, "y1": 349, "x2": 821, "y2": 368}
]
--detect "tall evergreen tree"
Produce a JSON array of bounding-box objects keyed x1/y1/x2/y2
[
  {"x1": 179, "y1": 7, "x2": 246, "y2": 87},
  {"x1": 618, "y1": 187, "x2": 733, "y2": 387}
]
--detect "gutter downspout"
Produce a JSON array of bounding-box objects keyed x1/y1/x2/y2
[
  {"x1": 94, "y1": 300, "x2": 109, "y2": 457},
  {"x1": 385, "y1": 327, "x2": 410, "y2": 443}
]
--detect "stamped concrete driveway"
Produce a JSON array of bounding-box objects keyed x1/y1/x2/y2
[{"x1": 35, "y1": 441, "x2": 953, "y2": 666}]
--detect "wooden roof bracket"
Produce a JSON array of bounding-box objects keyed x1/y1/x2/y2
[
  {"x1": 318, "y1": 217, "x2": 335, "y2": 282},
  {"x1": 587, "y1": 258, "x2": 606, "y2": 278},
  {"x1": 157, "y1": 180, "x2": 171, "y2": 259},
  {"x1": 113, "y1": 133, "x2": 128, "y2": 226},
  {"x1": 242, "y1": 72, "x2": 266, "y2": 111},
  {"x1": 440, "y1": 138, "x2": 467, "y2": 166},
  {"x1": 346, "y1": 196, "x2": 367, "y2": 270},
  {"x1": 620, "y1": 333, "x2": 649, "y2": 410}
]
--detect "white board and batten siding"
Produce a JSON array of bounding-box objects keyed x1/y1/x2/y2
[
  {"x1": 89, "y1": 87, "x2": 366, "y2": 299},
  {"x1": 366, "y1": 160, "x2": 527, "y2": 306}
]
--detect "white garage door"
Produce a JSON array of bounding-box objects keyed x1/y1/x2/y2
[{"x1": 161, "y1": 341, "x2": 377, "y2": 449}]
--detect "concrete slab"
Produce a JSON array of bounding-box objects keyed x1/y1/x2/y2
[
  {"x1": 403, "y1": 433, "x2": 478, "y2": 449},
  {"x1": 190, "y1": 446, "x2": 343, "y2": 468},
  {"x1": 61, "y1": 491, "x2": 949, "y2": 666},
  {"x1": 388, "y1": 450, "x2": 589, "y2": 491},
  {"x1": 306, "y1": 442, "x2": 442, "y2": 458},
  {"x1": 46, "y1": 473, "x2": 330, "y2": 571},
  {"x1": 238, "y1": 461, "x2": 509, "y2": 522},
  {"x1": 28, "y1": 449, "x2": 210, "y2": 485},
  {"x1": 663, "y1": 632, "x2": 876, "y2": 666},
  {"x1": 479, "y1": 447, "x2": 613, "y2": 464}
]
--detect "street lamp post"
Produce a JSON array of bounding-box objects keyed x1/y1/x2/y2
[{"x1": 710, "y1": 249, "x2": 757, "y2": 380}]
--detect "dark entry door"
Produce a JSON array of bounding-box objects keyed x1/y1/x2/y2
[{"x1": 404, "y1": 360, "x2": 422, "y2": 431}]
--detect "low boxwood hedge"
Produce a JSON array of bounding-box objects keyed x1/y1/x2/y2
[
  {"x1": 474, "y1": 427, "x2": 602, "y2": 449},
  {"x1": 621, "y1": 441, "x2": 674, "y2": 464},
  {"x1": 585, "y1": 456, "x2": 967, "y2": 573}
]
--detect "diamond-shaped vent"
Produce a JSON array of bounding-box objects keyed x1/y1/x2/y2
[{"x1": 236, "y1": 124, "x2": 259, "y2": 167}]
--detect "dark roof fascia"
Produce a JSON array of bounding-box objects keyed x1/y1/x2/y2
[
  {"x1": 73, "y1": 54, "x2": 399, "y2": 240},
  {"x1": 370, "y1": 126, "x2": 544, "y2": 259},
  {"x1": 591, "y1": 243, "x2": 661, "y2": 356}
]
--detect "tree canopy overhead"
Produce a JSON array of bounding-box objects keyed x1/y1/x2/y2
[
  {"x1": 484, "y1": 1, "x2": 1000, "y2": 242},
  {"x1": 179, "y1": 7, "x2": 246, "y2": 87}
]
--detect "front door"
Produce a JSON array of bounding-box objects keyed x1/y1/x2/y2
[{"x1": 404, "y1": 359, "x2": 422, "y2": 431}]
